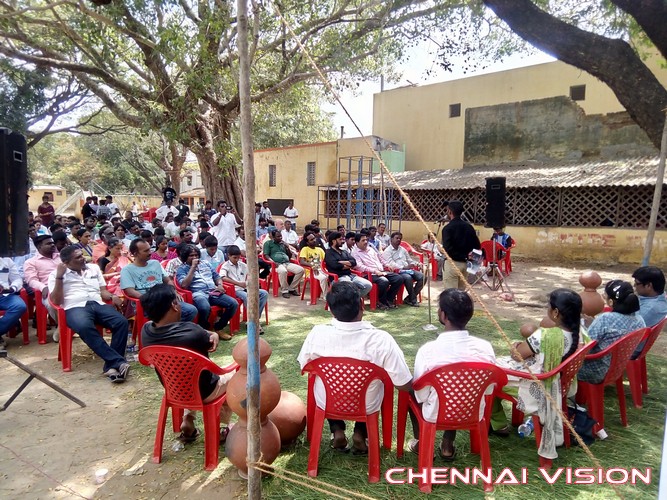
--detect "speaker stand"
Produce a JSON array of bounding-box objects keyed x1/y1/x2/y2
[{"x1": 0, "y1": 350, "x2": 86, "y2": 411}]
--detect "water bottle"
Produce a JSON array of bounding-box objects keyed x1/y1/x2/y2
[
  {"x1": 517, "y1": 418, "x2": 534, "y2": 438},
  {"x1": 126, "y1": 334, "x2": 136, "y2": 361}
]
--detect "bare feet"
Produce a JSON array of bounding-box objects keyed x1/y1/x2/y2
[
  {"x1": 351, "y1": 432, "x2": 368, "y2": 454},
  {"x1": 331, "y1": 430, "x2": 348, "y2": 450}
]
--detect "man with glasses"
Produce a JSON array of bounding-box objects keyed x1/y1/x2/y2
[{"x1": 632, "y1": 266, "x2": 667, "y2": 328}]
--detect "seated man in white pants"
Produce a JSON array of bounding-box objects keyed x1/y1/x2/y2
[{"x1": 262, "y1": 229, "x2": 304, "y2": 298}]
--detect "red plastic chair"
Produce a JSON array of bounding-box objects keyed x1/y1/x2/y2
[
  {"x1": 480, "y1": 240, "x2": 511, "y2": 275},
  {"x1": 49, "y1": 297, "x2": 106, "y2": 372},
  {"x1": 301, "y1": 357, "x2": 394, "y2": 483},
  {"x1": 216, "y1": 263, "x2": 270, "y2": 326},
  {"x1": 138, "y1": 345, "x2": 239, "y2": 470},
  {"x1": 576, "y1": 328, "x2": 647, "y2": 434},
  {"x1": 396, "y1": 362, "x2": 507, "y2": 493},
  {"x1": 399, "y1": 241, "x2": 424, "y2": 265},
  {"x1": 173, "y1": 279, "x2": 239, "y2": 334},
  {"x1": 351, "y1": 270, "x2": 378, "y2": 311},
  {"x1": 2, "y1": 289, "x2": 30, "y2": 345},
  {"x1": 260, "y1": 253, "x2": 300, "y2": 297},
  {"x1": 499, "y1": 342, "x2": 597, "y2": 468},
  {"x1": 32, "y1": 289, "x2": 49, "y2": 344},
  {"x1": 300, "y1": 267, "x2": 322, "y2": 305},
  {"x1": 625, "y1": 316, "x2": 667, "y2": 408},
  {"x1": 420, "y1": 239, "x2": 440, "y2": 281},
  {"x1": 121, "y1": 292, "x2": 148, "y2": 349},
  {"x1": 320, "y1": 262, "x2": 338, "y2": 311}
]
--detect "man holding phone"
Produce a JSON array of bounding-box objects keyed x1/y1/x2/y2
[
  {"x1": 209, "y1": 200, "x2": 242, "y2": 259},
  {"x1": 175, "y1": 245, "x2": 238, "y2": 340}
]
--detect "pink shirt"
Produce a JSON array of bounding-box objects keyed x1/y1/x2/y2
[
  {"x1": 351, "y1": 246, "x2": 387, "y2": 274},
  {"x1": 24, "y1": 253, "x2": 62, "y2": 292}
]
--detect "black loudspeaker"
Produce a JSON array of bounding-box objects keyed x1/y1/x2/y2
[
  {"x1": 0, "y1": 128, "x2": 29, "y2": 256},
  {"x1": 485, "y1": 177, "x2": 506, "y2": 228}
]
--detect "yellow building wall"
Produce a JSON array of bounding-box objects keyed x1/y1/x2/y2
[
  {"x1": 254, "y1": 138, "x2": 384, "y2": 224},
  {"x1": 393, "y1": 221, "x2": 667, "y2": 266},
  {"x1": 373, "y1": 58, "x2": 667, "y2": 171},
  {"x1": 28, "y1": 187, "x2": 67, "y2": 212}
]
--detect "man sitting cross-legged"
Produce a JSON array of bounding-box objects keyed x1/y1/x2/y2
[
  {"x1": 297, "y1": 282, "x2": 412, "y2": 453},
  {"x1": 262, "y1": 229, "x2": 304, "y2": 298},
  {"x1": 120, "y1": 239, "x2": 198, "y2": 322},
  {"x1": 406, "y1": 288, "x2": 496, "y2": 459},
  {"x1": 382, "y1": 232, "x2": 425, "y2": 307},
  {"x1": 351, "y1": 232, "x2": 403, "y2": 310},
  {"x1": 219, "y1": 245, "x2": 268, "y2": 335},
  {"x1": 175, "y1": 244, "x2": 238, "y2": 340},
  {"x1": 140, "y1": 284, "x2": 235, "y2": 444},
  {"x1": 48, "y1": 246, "x2": 130, "y2": 383}
]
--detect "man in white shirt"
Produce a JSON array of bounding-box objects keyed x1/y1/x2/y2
[
  {"x1": 209, "y1": 200, "x2": 242, "y2": 258},
  {"x1": 260, "y1": 201, "x2": 273, "y2": 221},
  {"x1": 382, "y1": 232, "x2": 425, "y2": 307},
  {"x1": 283, "y1": 201, "x2": 299, "y2": 230},
  {"x1": 281, "y1": 220, "x2": 299, "y2": 250},
  {"x1": 48, "y1": 246, "x2": 130, "y2": 383},
  {"x1": 0, "y1": 257, "x2": 28, "y2": 349},
  {"x1": 155, "y1": 200, "x2": 179, "y2": 222},
  {"x1": 105, "y1": 195, "x2": 120, "y2": 216},
  {"x1": 408, "y1": 288, "x2": 496, "y2": 458},
  {"x1": 297, "y1": 282, "x2": 412, "y2": 453},
  {"x1": 421, "y1": 234, "x2": 444, "y2": 281}
]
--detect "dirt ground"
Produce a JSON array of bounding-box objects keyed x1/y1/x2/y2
[{"x1": 0, "y1": 258, "x2": 661, "y2": 499}]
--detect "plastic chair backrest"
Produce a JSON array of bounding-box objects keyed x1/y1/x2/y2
[
  {"x1": 480, "y1": 240, "x2": 507, "y2": 265},
  {"x1": 634, "y1": 316, "x2": 667, "y2": 361},
  {"x1": 590, "y1": 328, "x2": 647, "y2": 385},
  {"x1": 551, "y1": 342, "x2": 596, "y2": 398},
  {"x1": 413, "y1": 362, "x2": 508, "y2": 426},
  {"x1": 139, "y1": 345, "x2": 227, "y2": 407},
  {"x1": 302, "y1": 357, "x2": 391, "y2": 417}
]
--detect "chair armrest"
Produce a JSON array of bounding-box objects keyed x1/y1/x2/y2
[
  {"x1": 222, "y1": 282, "x2": 237, "y2": 298},
  {"x1": 501, "y1": 367, "x2": 550, "y2": 381},
  {"x1": 208, "y1": 361, "x2": 240, "y2": 376}
]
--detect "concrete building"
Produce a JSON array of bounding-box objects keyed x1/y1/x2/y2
[{"x1": 29, "y1": 185, "x2": 67, "y2": 212}]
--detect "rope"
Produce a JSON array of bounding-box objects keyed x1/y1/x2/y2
[
  {"x1": 267, "y1": 3, "x2": 624, "y2": 498},
  {"x1": 0, "y1": 442, "x2": 92, "y2": 500},
  {"x1": 249, "y1": 461, "x2": 378, "y2": 500}
]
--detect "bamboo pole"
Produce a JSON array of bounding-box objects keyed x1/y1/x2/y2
[
  {"x1": 236, "y1": 0, "x2": 261, "y2": 497},
  {"x1": 642, "y1": 110, "x2": 667, "y2": 266}
]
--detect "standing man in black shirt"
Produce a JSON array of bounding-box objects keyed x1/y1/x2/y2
[
  {"x1": 141, "y1": 283, "x2": 234, "y2": 444},
  {"x1": 441, "y1": 200, "x2": 480, "y2": 290},
  {"x1": 176, "y1": 198, "x2": 190, "y2": 219}
]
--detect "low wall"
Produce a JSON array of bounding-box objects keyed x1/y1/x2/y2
[{"x1": 392, "y1": 221, "x2": 667, "y2": 266}]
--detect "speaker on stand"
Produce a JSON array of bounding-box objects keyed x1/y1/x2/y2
[
  {"x1": 484, "y1": 177, "x2": 508, "y2": 292},
  {"x1": 0, "y1": 128, "x2": 29, "y2": 257}
]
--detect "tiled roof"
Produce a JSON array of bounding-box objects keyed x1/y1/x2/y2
[{"x1": 356, "y1": 156, "x2": 661, "y2": 190}]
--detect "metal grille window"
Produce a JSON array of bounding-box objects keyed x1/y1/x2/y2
[
  {"x1": 449, "y1": 103, "x2": 461, "y2": 118},
  {"x1": 570, "y1": 85, "x2": 586, "y2": 101},
  {"x1": 269, "y1": 164, "x2": 276, "y2": 187},
  {"x1": 307, "y1": 162, "x2": 316, "y2": 186}
]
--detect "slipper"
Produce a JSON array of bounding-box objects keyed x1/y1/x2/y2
[
  {"x1": 332, "y1": 445, "x2": 351, "y2": 454},
  {"x1": 490, "y1": 425, "x2": 510, "y2": 437},
  {"x1": 438, "y1": 445, "x2": 456, "y2": 462},
  {"x1": 178, "y1": 428, "x2": 200, "y2": 443},
  {"x1": 350, "y1": 447, "x2": 368, "y2": 456},
  {"x1": 282, "y1": 291, "x2": 291, "y2": 298},
  {"x1": 220, "y1": 425, "x2": 232, "y2": 446}
]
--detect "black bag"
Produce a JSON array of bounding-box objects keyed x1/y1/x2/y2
[{"x1": 567, "y1": 406, "x2": 597, "y2": 446}]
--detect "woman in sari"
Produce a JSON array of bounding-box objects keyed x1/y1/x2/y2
[
  {"x1": 73, "y1": 228, "x2": 94, "y2": 262},
  {"x1": 98, "y1": 237, "x2": 131, "y2": 295},
  {"x1": 492, "y1": 288, "x2": 584, "y2": 459},
  {"x1": 150, "y1": 235, "x2": 178, "y2": 263}
]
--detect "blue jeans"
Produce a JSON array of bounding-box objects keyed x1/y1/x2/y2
[
  {"x1": 0, "y1": 293, "x2": 27, "y2": 336},
  {"x1": 64, "y1": 301, "x2": 128, "y2": 372},
  {"x1": 191, "y1": 291, "x2": 238, "y2": 330},
  {"x1": 338, "y1": 275, "x2": 372, "y2": 297},
  {"x1": 179, "y1": 302, "x2": 198, "y2": 322},
  {"x1": 234, "y1": 288, "x2": 268, "y2": 316}
]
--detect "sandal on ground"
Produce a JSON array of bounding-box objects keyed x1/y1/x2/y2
[
  {"x1": 331, "y1": 433, "x2": 349, "y2": 453},
  {"x1": 220, "y1": 425, "x2": 232, "y2": 446},
  {"x1": 282, "y1": 291, "x2": 291, "y2": 298},
  {"x1": 350, "y1": 446, "x2": 368, "y2": 456},
  {"x1": 438, "y1": 445, "x2": 456, "y2": 462},
  {"x1": 490, "y1": 425, "x2": 510, "y2": 437},
  {"x1": 177, "y1": 428, "x2": 200, "y2": 443},
  {"x1": 406, "y1": 438, "x2": 420, "y2": 454}
]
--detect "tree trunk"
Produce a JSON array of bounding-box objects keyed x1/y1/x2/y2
[
  {"x1": 191, "y1": 114, "x2": 244, "y2": 216},
  {"x1": 484, "y1": 0, "x2": 667, "y2": 150}
]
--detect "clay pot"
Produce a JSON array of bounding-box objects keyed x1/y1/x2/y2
[
  {"x1": 578, "y1": 271, "x2": 605, "y2": 317},
  {"x1": 232, "y1": 338, "x2": 272, "y2": 368},
  {"x1": 268, "y1": 391, "x2": 307, "y2": 445},
  {"x1": 519, "y1": 323, "x2": 538, "y2": 339},
  {"x1": 226, "y1": 368, "x2": 282, "y2": 420},
  {"x1": 224, "y1": 419, "x2": 282, "y2": 474}
]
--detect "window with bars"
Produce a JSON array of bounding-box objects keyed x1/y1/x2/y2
[
  {"x1": 449, "y1": 103, "x2": 461, "y2": 118},
  {"x1": 307, "y1": 161, "x2": 316, "y2": 186},
  {"x1": 269, "y1": 164, "x2": 276, "y2": 187}
]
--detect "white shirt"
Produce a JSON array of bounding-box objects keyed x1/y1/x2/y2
[
  {"x1": 233, "y1": 237, "x2": 247, "y2": 252},
  {"x1": 281, "y1": 229, "x2": 299, "y2": 246},
  {"x1": 219, "y1": 260, "x2": 248, "y2": 292},
  {"x1": 0, "y1": 258, "x2": 23, "y2": 292},
  {"x1": 155, "y1": 205, "x2": 179, "y2": 222},
  {"x1": 260, "y1": 207, "x2": 273, "y2": 220},
  {"x1": 283, "y1": 206, "x2": 299, "y2": 224},
  {"x1": 421, "y1": 240, "x2": 444, "y2": 259},
  {"x1": 383, "y1": 245, "x2": 416, "y2": 270},
  {"x1": 210, "y1": 212, "x2": 237, "y2": 246},
  {"x1": 297, "y1": 319, "x2": 412, "y2": 413},
  {"x1": 48, "y1": 264, "x2": 107, "y2": 310},
  {"x1": 414, "y1": 330, "x2": 496, "y2": 423}
]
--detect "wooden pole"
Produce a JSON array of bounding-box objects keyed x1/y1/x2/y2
[
  {"x1": 236, "y1": 0, "x2": 261, "y2": 497},
  {"x1": 642, "y1": 110, "x2": 667, "y2": 266}
]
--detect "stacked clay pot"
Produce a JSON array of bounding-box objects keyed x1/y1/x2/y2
[
  {"x1": 578, "y1": 271, "x2": 606, "y2": 317},
  {"x1": 224, "y1": 338, "x2": 282, "y2": 476},
  {"x1": 268, "y1": 391, "x2": 307, "y2": 445}
]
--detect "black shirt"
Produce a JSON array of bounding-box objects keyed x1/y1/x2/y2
[
  {"x1": 141, "y1": 321, "x2": 221, "y2": 399},
  {"x1": 176, "y1": 203, "x2": 190, "y2": 219},
  {"x1": 324, "y1": 247, "x2": 356, "y2": 276},
  {"x1": 442, "y1": 217, "x2": 481, "y2": 262},
  {"x1": 81, "y1": 203, "x2": 94, "y2": 219}
]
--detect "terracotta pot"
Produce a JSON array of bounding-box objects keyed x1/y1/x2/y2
[
  {"x1": 578, "y1": 271, "x2": 605, "y2": 317},
  {"x1": 224, "y1": 419, "x2": 282, "y2": 474},
  {"x1": 232, "y1": 337, "x2": 272, "y2": 368},
  {"x1": 268, "y1": 391, "x2": 307, "y2": 445},
  {"x1": 519, "y1": 323, "x2": 538, "y2": 339},
  {"x1": 226, "y1": 368, "x2": 282, "y2": 420}
]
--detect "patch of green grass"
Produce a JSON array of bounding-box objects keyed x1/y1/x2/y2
[{"x1": 135, "y1": 305, "x2": 664, "y2": 499}]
